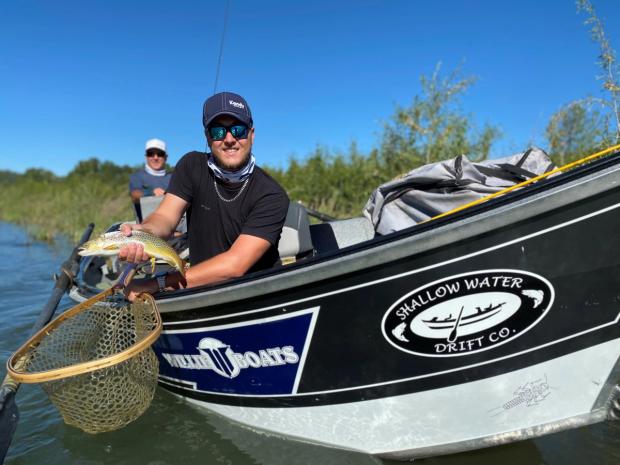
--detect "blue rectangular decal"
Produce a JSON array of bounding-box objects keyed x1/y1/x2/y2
[{"x1": 153, "y1": 308, "x2": 318, "y2": 395}]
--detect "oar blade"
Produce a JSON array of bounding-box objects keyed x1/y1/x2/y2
[{"x1": 0, "y1": 387, "x2": 19, "y2": 463}]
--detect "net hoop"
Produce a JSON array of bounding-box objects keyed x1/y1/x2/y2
[{"x1": 6, "y1": 290, "x2": 162, "y2": 383}]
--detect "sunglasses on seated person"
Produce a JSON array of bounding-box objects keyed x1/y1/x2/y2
[
  {"x1": 208, "y1": 123, "x2": 250, "y2": 141},
  {"x1": 146, "y1": 150, "x2": 166, "y2": 158}
]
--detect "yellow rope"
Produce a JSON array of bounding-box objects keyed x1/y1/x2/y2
[{"x1": 428, "y1": 144, "x2": 620, "y2": 222}]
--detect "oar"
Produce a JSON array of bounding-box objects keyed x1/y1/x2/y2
[
  {"x1": 447, "y1": 306, "x2": 465, "y2": 343},
  {"x1": 0, "y1": 223, "x2": 94, "y2": 463}
]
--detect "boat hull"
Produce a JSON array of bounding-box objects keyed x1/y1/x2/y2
[
  {"x1": 75, "y1": 158, "x2": 620, "y2": 458},
  {"x1": 152, "y1": 160, "x2": 620, "y2": 457}
]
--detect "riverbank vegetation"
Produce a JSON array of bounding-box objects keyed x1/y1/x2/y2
[
  {"x1": 0, "y1": 65, "x2": 503, "y2": 241},
  {"x1": 1, "y1": 0, "x2": 618, "y2": 242},
  {"x1": 0, "y1": 161, "x2": 135, "y2": 241}
]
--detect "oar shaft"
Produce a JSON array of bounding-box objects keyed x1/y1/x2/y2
[
  {"x1": 0, "y1": 223, "x2": 94, "y2": 463},
  {"x1": 29, "y1": 223, "x2": 94, "y2": 335},
  {"x1": 29, "y1": 287, "x2": 69, "y2": 338},
  {"x1": 302, "y1": 204, "x2": 336, "y2": 222},
  {"x1": 2, "y1": 222, "x2": 95, "y2": 391}
]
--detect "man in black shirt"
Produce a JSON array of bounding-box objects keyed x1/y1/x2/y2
[{"x1": 119, "y1": 92, "x2": 289, "y2": 299}]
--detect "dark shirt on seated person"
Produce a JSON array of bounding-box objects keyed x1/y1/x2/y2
[{"x1": 167, "y1": 151, "x2": 289, "y2": 272}]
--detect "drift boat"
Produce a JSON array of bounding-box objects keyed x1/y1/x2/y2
[{"x1": 69, "y1": 147, "x2": 620, "y2": 459}]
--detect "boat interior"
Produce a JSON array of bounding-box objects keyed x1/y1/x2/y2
[{"x1": 80, "y1": 198, "x2": 376, "y2": 290}]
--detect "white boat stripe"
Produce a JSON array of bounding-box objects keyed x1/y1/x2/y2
[
  {"x1": 292, "y1": 308, "x2": 319, "y2": 394},
  {"x1": 164, "y1": 201, "x2": 620, "y2": 326},
  {"x1": 157, "y1": 311, "x2": 620, "y2": 398},
  {"x1": 163, "y1": 307, "x2": 318, "y2": 334}
]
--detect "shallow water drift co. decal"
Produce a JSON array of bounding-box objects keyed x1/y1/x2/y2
[
  {"x1": 382, "y1": 270, "x2": 554, "y2": 357},
  {"x1": 154, "y1": 307, "x2": 319, "y2": 395}
]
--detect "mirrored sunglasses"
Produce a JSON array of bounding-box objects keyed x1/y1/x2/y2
[{"x1": 208, "y1": 124, "x2": 249, "y2": 141}]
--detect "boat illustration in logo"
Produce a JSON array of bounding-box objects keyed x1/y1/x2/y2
[
  {"x1": 423, "y1": 301, "x2": 505, "y2": 329},
  {"x1": 383, "y1": 270, "x2": 554, "y2": 357}
]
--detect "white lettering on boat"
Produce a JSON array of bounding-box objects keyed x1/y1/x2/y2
[
  {"x1": 382, "y1": 270, "x2": 554, "y2": 357},
  {"x1": 161, "y1": 337, "x2": 299, "y2": 379},
  {"x1": 396, "y1": 282, "x2": 461, "y2": 320},
  {"x1": 464, "y1": 276, "x2": 523, "y2": 290}
]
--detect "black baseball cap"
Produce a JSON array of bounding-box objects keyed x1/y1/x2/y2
[{"x1": 202, "y1": 91, "x2": 253, "y2": 129}]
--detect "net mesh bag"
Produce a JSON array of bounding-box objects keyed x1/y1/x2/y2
[{"x1": 7, "y1": 290, "x2": 162, "y2": 433}]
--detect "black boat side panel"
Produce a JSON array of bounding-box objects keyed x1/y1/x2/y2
[{"x1": 154, "y1": 187, "x2": 620, "y2": 407}]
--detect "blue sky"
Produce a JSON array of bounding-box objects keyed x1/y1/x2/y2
[{"x1": 1, "y1": 0, "x2": 619, "y2": 175}]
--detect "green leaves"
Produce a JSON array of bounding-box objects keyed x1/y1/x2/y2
[
  {"x1": 546, "y1": 100, "x2": 607, "y2": 165},
  {"x1": 545, "y1": 0, "x2": 620, "y2": 164},
  {"x1": 380, "y1": 63, "x2": 499, "y2": 167}
]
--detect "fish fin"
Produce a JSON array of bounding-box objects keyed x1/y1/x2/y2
[
  {"x1": 179, "y1": 259, "x2": 188, "y2": 278},
  {"x1": 150, "y1": 257, "x2": 156, "y2": 274}
]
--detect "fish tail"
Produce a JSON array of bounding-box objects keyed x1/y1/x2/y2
[{"x1": 163, "y1": 253, "x2": 186, "y2": 277}]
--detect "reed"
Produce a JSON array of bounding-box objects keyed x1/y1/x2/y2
[{"x1": 0, "y1": 162, "x2": 135, "y2": 242}]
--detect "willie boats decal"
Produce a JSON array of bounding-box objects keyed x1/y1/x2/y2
[
  {"x1": 160, "y1": 337, "x2": 300, "y2": 379},
  {"x1": 154, "y1": 307, "x2": 319, "y2": 395},
  {"x1": 382, "y1": 270, "x2": 554, "y2": 357}
]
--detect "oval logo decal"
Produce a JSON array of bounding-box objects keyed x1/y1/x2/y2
[{"x1": 382, "y1": 269, "x2": 554, "y2": 357}]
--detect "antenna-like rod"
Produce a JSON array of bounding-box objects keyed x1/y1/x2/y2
[{"x1": 213, "y1": 0, "x2": 230, "y2": 94}]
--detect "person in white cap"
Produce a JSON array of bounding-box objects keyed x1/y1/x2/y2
[{"x1": 129, "y1": 138, "x2": 172, "y2": 205}]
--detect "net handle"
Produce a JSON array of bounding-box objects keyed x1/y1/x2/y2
[{"x1": 6, "y1": 291, "x2": 162, "y2": 383}]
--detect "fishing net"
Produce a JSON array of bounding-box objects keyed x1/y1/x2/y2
[{"x1": 7, "y1": 290, "x2": 162, "y2": 433}]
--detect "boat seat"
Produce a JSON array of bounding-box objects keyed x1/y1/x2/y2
[
  {"x1": 138, "y1": 196, "x2": 163, "y2": 222},
  {"x1": 310, "y1": 217, "x2": 375, "y2": 254},
  {"x1": 139, "y1": 195, "x2": 187, "y2": 233},
  {"x1": 278, "y1": 202, "x2": 314, "y2": 264}
]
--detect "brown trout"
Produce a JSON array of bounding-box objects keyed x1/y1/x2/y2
[{"x1": 79, "y1": 230, "x2": 185, "y2": 276}]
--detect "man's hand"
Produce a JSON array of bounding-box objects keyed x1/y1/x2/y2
[
  {"x1": 123, "y1": 278, "x2": 158, "y2": 302},
  {"x1": 153, "y1": 187, "x2": 166, "y2": 196},
  {"x1": 118, "y1": 223, "x2": 151, "y2": 264}
]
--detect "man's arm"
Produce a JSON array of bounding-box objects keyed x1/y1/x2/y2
[
  {"x1": 130, "y1": 187, "x2": 163, "y2": 200},
  {"x1": 176, "y1": 234, "x2": 270, "y2": 286},
  {"x1": 130, "y1": 189, "x2": 144, "y2": 203},
  {"x1": 129, "y1": 172, "x2": 145, "y2": 203},
  {"x1": 123, "y1": 233, "x2": 271, "y2": 300}
]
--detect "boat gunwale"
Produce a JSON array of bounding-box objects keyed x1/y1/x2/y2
[{"x1": 149, "y1": 152, "x2": 620, "y2": 312}]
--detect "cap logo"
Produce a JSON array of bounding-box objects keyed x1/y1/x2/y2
[{"x1": 229, "y1": 100, "x2": 245, "y2": 109}]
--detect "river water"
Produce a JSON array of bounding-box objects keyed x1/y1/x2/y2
[{"x1": 0, "y1": 221, "x2": 618, "y2": 465}]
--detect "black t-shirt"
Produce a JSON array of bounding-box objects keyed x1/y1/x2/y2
[{"x1": 167, "y1": 151, "x2": 289, "y2": 271}]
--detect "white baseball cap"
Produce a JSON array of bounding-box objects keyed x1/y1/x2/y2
[{"x1": 145, "y1": 138, "x2": 167, "y2": 153}]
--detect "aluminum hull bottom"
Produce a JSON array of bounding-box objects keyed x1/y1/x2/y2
[{"x1": 160, "y1": 339, "x2": 620, "y2": 458}]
